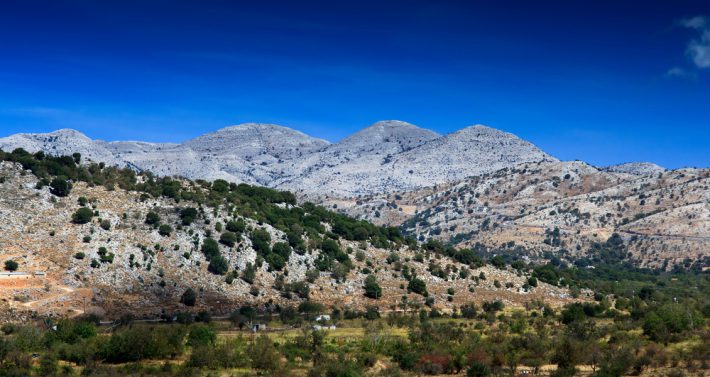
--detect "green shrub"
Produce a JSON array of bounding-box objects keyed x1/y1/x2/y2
[
  {"x1": 180, "y1": 288, "x2": 196, "y2": 306},
  {"x1": 248, "y1": 335, "x2": 282, "y2": 372},
  {"x1": 99, "y1": 325, "x2": 187, "y2": 363},
  {"x1": 180, "y1": 207, "x2": 198, "y2": 225},
  {"x1": 219, "y1": 231, "x2": 238, "y2": 247},
  {"x1": 50, "y1": 177, "x2": 72, "y2": 197},
  {"x1": 187, "y1": 324, "x2": 216, "y2": 347},
  {"x1": 4, "y1": 260, "x2": 18, "y2": 271},
  {"x1": 408, "y1": 278, "x2": 427, "y2": 295},
  {"x1": 208, "y1": 255, "x2": 229, "y2": 275},
  {"x1": 241, "y1": 262, "x2": 256, "y2": 284},
  {"x1": 72, "y1": 207, "x2": 94, "y2": 224},
  {"x1": 364, "y1": 274, "x2": 382, "y2": 299},
  {"x1": 201, "y1": 238, "x2": 220, "y2": 260},
  {"x1": 226, "y1": 219, "x2": 246, "y2": 233},
  {"x1": 266, "y1": 253, "x2": 285, "y2": 270},
  {"x1": 145, "y1": 211, "x2": 160, "y2": 225},
  {"x1": 158, "y1": 224, "x2": 172, "y2": 236},
  {"x1": 467, "y1": 361, "x2": 491, "y2": 377},
  {"x1": 528, "y1": 276, "x2": 538, "y2": 287}
]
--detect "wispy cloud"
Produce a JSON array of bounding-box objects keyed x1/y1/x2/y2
[
  {"x1": 0, "y1": 106, "x2": 74, "y2": 117},
  {"x1": 680, "y1": 16, "x2": 710, "y2": 69},
  {"x1": 681, "y1": 16, "x2": 707, "y2": 29},
  {"x1": 665, "y1": 66, "x2": 697, "y2": 79}
]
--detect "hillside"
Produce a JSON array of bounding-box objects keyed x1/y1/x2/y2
[
  {"x1": 336, "y1": 160, "x2": 710, "y2": 270},
  {"x1": 0, "y1": 150, "x2": 576, "y2": 321}
]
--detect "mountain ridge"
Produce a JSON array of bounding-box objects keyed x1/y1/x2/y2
[{"x1": 0, "y1": 121, "x2": 674, "y2": 198}]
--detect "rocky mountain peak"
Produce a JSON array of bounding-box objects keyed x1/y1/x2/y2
[
  {"x1": 368, "y1": 119, "x2": 429, "y2": 131},
  {"x1": 354, "y1": 119, "x2": 438, "y2": 136},
  {"x1": 183, "y1": 123, "x2": 329, "y2": 157},
  {"x1": 0, "y1": 128, "x2": 117, "y2": 163},
  {"x1": 449, "y1": 124, "x2": 523, "y2": 140},
  {"x1": 331, "y1": 120, "x2": 440, "y2": 155},
  {"x1": 44, "y1": 128, "x2": 91, "y2": 139}
]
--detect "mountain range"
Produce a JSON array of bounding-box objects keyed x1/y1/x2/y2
[
  {"x1": 0, "y1": 121, "x2": 707, "y2": 319},
  {"x1": 0, "y1": 121, "x2": 556, "y2": 197}
]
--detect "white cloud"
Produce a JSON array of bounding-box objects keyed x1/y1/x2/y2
[
  {"x1": 687, "y1": 30, "x2": 710, "y2": 68},
  {"x1": 681, "y1": 16, "x2": 710, "y2": 69},
  {"x1": 666, "y1": 66, "x2": 685, "y2": 76},
  {"x1": 681, "y1": 16, "x2": 707, "y2": 29}
]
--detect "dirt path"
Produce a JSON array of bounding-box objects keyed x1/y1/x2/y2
[
  {"x1": 20, "y1": 284, "x2": 89, "y2": 315},
  {"x1": 502, "y1": 223, "x2": 710, "y2": 241}
]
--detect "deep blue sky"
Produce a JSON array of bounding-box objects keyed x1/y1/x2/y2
[{"x1": 0, "y1": 0, "x2": 708, "y2": 168}]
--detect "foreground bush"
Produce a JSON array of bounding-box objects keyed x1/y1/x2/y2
[{"x1": 99, "y1": 325, "x2": 187, "y2": 363}]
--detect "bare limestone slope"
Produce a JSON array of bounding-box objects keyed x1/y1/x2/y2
[
  {"x1": 340, "y1": 160, "x2": 709, "y2": 269},
  {"x1": 0, "y1": 161, "x2": 576, "y2": 320}
]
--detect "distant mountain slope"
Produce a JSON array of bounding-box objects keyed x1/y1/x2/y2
[
  {"x1": 0, "y1": 121, "x2": 556, "y2": 196},
  {"x1": 0, "y1": 129, "x2": 119, "y2": 164},
  {"x1": 602, "y1": 162, "x2": 666, "y2": 175},
  {"x1": 281, "y1": 123, "x2": 555, "y2": 197},
  {"x1": 328, "y1": 120, "x2": 440, "y2": 155},
  {"x1": 336, "y1": 160, "x2": 709, "y2": 269},
  {"x1": 183, "y1": 123, "x2": 330, "y2": 158},
  {"x1": 390, "y1": 124, "x2": 556, "y2": 183}
]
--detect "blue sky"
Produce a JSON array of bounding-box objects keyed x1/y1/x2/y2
[{"x1": 0, "y1": 0, "x2": 708, "y2": 168}]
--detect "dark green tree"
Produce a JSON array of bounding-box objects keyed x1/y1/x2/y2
[
  {"x1": 219, "y1": 231, "x2": 238, "y2": 247},
  {"x1": 201, "y1": 238, "x2": 220, "y2": 260},
  {"x1": 4, "y1": 260, "x2": 18, "y2": 271},
  {"x1": 158, "y1": 224, "x2": 172, "y2": 236},
  {"x1": 226, "y1": 219, "x2": 246, "y2": 233},
  {"x1": 180, "y1": 288, "x2": 196, "y2": 306},
  {"x1": 241, "y1": 262, "x2": 256, "y2": 284},
  {"x1": 72, "y1": 207, "x2": 94, "y2": 224},
  {"x1": 208, "y1": 255, "x2": 229, "y2": 275},
  {"x1": 408, "y1": 277, "x2": 427, "y2": 295},
  {"x1": 145, "y1": 211, "x2": 161, "y2": 225},
  {"x1": 180, "y1": 207, "x2": 198, "y2": 225},
  {"x1": 363, "y1": 274, "x2": 382, "y2": 299},
  {"x1": 49, "y1": 177, "x2": 72, "y2": 197}
]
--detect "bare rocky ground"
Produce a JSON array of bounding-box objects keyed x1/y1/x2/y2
[
  {"x1": 333, "y1": 160, "x2": 710, "y2": 269},
  {"x1": 0, "y1": 161, "x2": 580, "y2": 321}
]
